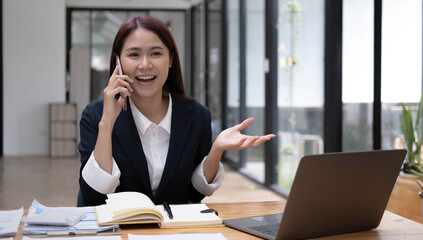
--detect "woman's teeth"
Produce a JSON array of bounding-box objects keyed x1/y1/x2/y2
[{"x1": 136, "y1": 76, "x2": 155, "y2": 81}]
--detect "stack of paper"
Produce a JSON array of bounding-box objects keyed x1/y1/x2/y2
[
  {"x1": 0, "y1": 207, "x2": 24, "y2": 237},
  {"x1": 23, "y1": 207, "x2": 86, "y2": 226},
  {"x1": 22, "y1": 199, "x2": 120, "y2": 237}
]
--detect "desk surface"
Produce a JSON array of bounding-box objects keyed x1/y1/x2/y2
[{"x1": 14, "y1": 201, "x2": 423, "y2": 240}]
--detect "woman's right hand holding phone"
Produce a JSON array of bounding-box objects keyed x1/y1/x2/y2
[
  {"x1": 94, "y1": 64, "x2": 134, "y2": 174},
  {"x1": 102, "y1": 65, "x2": 134, "y2": 125}
]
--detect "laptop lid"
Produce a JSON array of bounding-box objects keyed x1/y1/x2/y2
[{"x1": 224, "y1": 149, "x2": 406, "y2": 240}]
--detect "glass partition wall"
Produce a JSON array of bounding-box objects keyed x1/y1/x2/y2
[
  {"x1": 68, "y1": 9, "x2": 186, "y2": 106},
  {"x1": 342, "y1": 0, "x2": 374, "y2": 151},
  {"x1": 224, "y1": 0, "x2": 324, "y2": 190},
  {"x1": 203, "y1": 0, "x2": 423, "y2": 196},
  {"x1": 276, "y1": 0, "x2": 325, "y2": 190},
  {"x1": 225, "y1": 0, "x2": 241, "y2": 164},
  {"x1": 223, "y1": 0, "x2": 423, "y2": 196},
  {"x1": 244, "y1": 0, "x2": 266, "y2": 182},
  {"x1": 67, "y1": 0, "x2": 423, "y2": 198},
  {"x1": 381, "y1": 0, "x2": 422, "y2": 151},
  {"x1": 342, "y1": 0, "x2": 422, "y2": 152},
  {"x1": 191, "y1": 0, "x2": 223, "y2": 142}
]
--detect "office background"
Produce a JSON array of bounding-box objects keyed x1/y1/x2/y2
[{"x1": 1, "y1": 0, "x2": 422, "y2": 197}]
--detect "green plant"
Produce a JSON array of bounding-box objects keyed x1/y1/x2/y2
[
  {"x1": 409, "y1": 164, "x2": 423, "y2": 192},
  {"x1": 399, "y1": 96, "x2": 423, "y2": 191},
  {"x1": 399, "y1": 96, "x2": 423, "y2": 166}
]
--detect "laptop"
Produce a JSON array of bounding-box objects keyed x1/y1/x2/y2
[{"x1": 223, "y1": 149, "x2": 406, "y2": 240}]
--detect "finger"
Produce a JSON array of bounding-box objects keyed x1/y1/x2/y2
[
  {"x1": 253, "y1": 137, "x2": 270, "y2": 147},
  {"x1": 240, "y1": 136, "x2": 260, "y2": 148},
  {"x1": 104, "y1": 86, "x2": 128, "y2": 100},
  {"x1": 115, "y1": 75, "x2": 135, "y2": 85},
  {"x1": 264, "y1": 134, "x2": 276, "y2": 140},
  {"x1": 235, "y1": 136, "x2": 248, "y2": 149},
  {"x1": 244, "y1": 134, "x2": 275, "y2": 148},
  {"x1": 235, "y1": 118, "x2": 255, "y2": 131},
  {"x1": 120, "y1": 75, "x2": 135, "y2": 83},
  {"x1": 116, "y1": 86, "x2": 131, "y2": 96},
  {"x1": 116, "y1": 95, "x2": 126, "y2": 107},
  {"x1": 110, "y1": 65, "x2": 120, "y2": 81},
  {"x1": 116, "y1": 77, "x2": 134, "y2": 93},
  {"x1": 110, "y1": 75, "x2": 134, "y2": 96},
  {"x1": 255, "y1": 134, "x2": 276, "y2": 145}
]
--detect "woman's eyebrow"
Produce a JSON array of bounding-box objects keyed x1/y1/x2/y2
[
  {"x1": 124, "y1": 46, "x2": 164, "y2": 52},
  {"x1": 150, "y1": 46, "x2": 164, "y2": 50},
  {"x1": 124, "y1": 47, "x2": 140, "y2": 52}
]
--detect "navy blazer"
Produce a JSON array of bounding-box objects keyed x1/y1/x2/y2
[{"x1": 78, "y1": 96, "x2": 212, "y2": 206}]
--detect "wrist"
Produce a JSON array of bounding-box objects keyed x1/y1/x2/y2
[
  {"x1": 210, "y1": 143, "x2": 224, "y2": 156},
  {"x1": 98, "y1": 119, "x2": 114, "y2": 133}
]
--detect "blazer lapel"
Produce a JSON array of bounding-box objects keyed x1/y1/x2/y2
[
  {"x1": 154, "y1": 99, "x2": 194, "y2": 201},
  {"x1": 114, "y1": 102, "x2": 152, "y2": 197}
]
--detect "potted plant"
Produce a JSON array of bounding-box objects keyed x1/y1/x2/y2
[
  {"x1": 399, "y1": 96, "x2": 423, "y2": 173},
  {"x1": 408, "y1": 160, "x2": 423, "y2": 220},
  {"x1": 399, "y1": 96, "x2": 423, "y2": 220}
]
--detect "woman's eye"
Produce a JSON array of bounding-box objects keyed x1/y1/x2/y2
[
  {"x1": 151, "y1": 52, "x2": 162, "y2": 57},
  {"x1": 128, "y1": 53, "x2": 139, "y2": 57}
]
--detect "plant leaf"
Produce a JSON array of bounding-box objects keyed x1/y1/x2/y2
[
  {"x1": 415, "y1": 95, "x2": 423, "y2": 129},
  {"x1": 412, "y1": 178, "x2": 423, "y2": 192},
  {"x1": 409, "y1": 169, "x2": 423, "y2": 191},
  {"x1": 400, "y1": 103, "x2": 415, "y2": 162}
]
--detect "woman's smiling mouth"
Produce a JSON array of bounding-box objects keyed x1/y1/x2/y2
[{"x1": 135, "y1": 75, "x2": 156, "y2": 82}]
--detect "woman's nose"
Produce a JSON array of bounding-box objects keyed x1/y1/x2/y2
[{"x1": 138, "y1": 56, "x2": 152, "y2": 69}]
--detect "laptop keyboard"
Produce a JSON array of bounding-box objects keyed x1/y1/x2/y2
[{"x1": 249, "y1": 223, "x2": 280, "y2": 236}]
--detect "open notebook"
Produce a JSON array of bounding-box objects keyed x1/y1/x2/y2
[
  {"x1": 95, "y1": 192, "x2": 222, "y2": 228},
  {"x1": 224, "y1": 149, "x2": 406, "y2": 240}
]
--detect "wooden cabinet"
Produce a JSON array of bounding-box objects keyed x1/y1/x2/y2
[
  {"x1": 49, "y1": 103, "x2": 77, "y2": 158},
  {"x1": 386, "y1": 174, "x2": 422, "y2": 223}
]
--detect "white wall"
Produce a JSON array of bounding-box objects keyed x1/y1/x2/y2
[
  {"x1": 3, "y1": 0, "x2": 66, "y2": 155},
  {"x1": 2, "y1": 0, "x2": 195, "y2": 156}
]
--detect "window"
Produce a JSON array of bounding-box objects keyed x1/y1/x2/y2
[
  {"x1": 276, "y1": 0, "x2": 324, "y2": 190},
  {"x1": 225, "y1": 0, "x2": 241, "y2": 163},
  {"x1": 381, "y1": 0, "x2": 422, "y2": 150},
  {"x1": 342, "y1": 0, "x2": 374, "y2": 151},
  {"x1": 244, "y1": 0, "x2": 266, "y2": 181},
  {"x1": 208, "y1": 0, "x2": 223, "y2": 140},
  {"x1": 342, "y1": 0, "x2": 422, "y2": 152}
]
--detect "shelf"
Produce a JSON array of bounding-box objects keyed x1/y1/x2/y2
[{"x1": 49, "y1": 103, "x2": 77, "y2": 158}]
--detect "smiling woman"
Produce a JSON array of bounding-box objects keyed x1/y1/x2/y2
[
  {"x1": 77, "y1": 15, "x2": 275, "y2": 207},
  {"x1": 119, "y1": 28, "x2": 173, "y2": 108}
]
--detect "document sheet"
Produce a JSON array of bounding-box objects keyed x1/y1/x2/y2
[
  {"x1": 23, "y1": 199, "x2": 118, "y2": 235},
  {"x1": 128, "y1": 233, "x2": 227, "y2": 240},
  {"x1": 0, "y1": 207, "x2": 24, "y2": 237},
  {"x1": 23, "y1": 236, "x2": 122, "y2": 240}
]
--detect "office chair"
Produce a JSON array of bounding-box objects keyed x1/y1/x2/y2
[{"x1": 77, "y1": 188, "x2": 85, "y2": 207}]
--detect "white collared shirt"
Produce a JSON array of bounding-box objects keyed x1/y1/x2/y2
[{"x1": 81, "y1": 94, "x2": 224, "y2": 196}]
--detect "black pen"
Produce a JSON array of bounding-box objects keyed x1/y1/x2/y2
[{"x1": 163, "y1": 201, "x2": 173, "y2": 219}]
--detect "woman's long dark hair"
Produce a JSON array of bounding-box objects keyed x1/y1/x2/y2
[{"x1": 109, "y1": 15, "x2": 192, "y2": 102}]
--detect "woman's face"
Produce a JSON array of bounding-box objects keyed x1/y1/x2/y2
[{"x1": 120, "y1": 28, "x2": 172, "y2": 100}]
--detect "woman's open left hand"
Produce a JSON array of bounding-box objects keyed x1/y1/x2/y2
[{"x1": 213, "y1": 118, "x2": 276, "y2": 153}]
